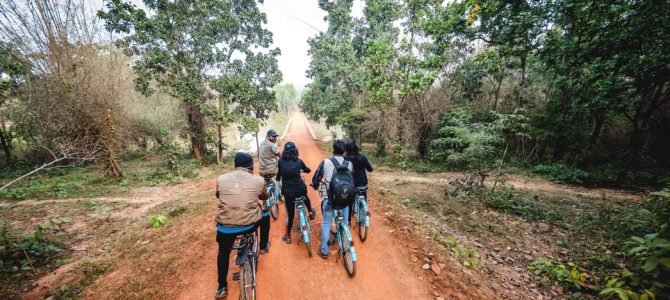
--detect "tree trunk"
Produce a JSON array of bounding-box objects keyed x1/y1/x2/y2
[
  {"x1": 416, "y1": 123, "x2": 431, "y2": 158},
  {"x1": 186, "y1": 101, "x2": 206, "y2": 162},
  {"x1": 217, "y1": 98, "x2": 223, "y2": 164},
  {"x1": 0, "y1": 124, "x2": 11, "y2": 164},
  {"x1": 517, "y1": 56, "x2": 527, "y2": 108},
  {"x1": 492, "y1": 80, "x2": 502, "y2": 111}
]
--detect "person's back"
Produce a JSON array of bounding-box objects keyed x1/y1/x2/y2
[
  {"x1": 214, "y1": 152, "x2": 267, "y2": 299},
  {"x1": 216, "y1": 169, "x2": 265, "y2": 226},
  {"x1": 344, "y1": 140, "x2": 373, "y2": 187},
  {"x1": 259, "y1": 129, "x2": 280, "y2": 176}
]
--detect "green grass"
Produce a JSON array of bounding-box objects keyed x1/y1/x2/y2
[{"x1": 0, "y1": 154, "x2": 204, "y2": 201}]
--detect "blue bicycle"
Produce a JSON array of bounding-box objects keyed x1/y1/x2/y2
[
  {"x1": 320, "y1": 183, "x2": 357, "y2": 277},
  {"x1": 263, "y1": 176, "x2": 280, "y2": 220},
  {"x1": 354, "y1": 186, "x2": 370, "y2": 242},
  {"x1": 294, "y1": 195, "x2": 313, "y2": 257},
  {"x1": 231, "y1": 230, "x2": 259, "y2": 300}
]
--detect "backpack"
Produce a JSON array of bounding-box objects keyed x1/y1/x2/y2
[{"x1": 328, "y1": 158, "x2": 355, "y2": 209}]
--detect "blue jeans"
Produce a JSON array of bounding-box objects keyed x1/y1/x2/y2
[{"x1": 320, "y1": 200, "x2": 349, "y2": 255}]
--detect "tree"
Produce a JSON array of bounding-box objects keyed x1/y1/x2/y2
[
  {"x1": 274, "y1": 83, "x2": 298, "y2": 114},
  {"x1": 0, "y1": 43, "x2": 26, "y2": 165},
  {"x1": 98, "y1": 0, "x2": 281, "y2": 162}
]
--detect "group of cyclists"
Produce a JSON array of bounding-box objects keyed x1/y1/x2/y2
[{"x1": 214, "y1": 129, "x2": 374, "y2": 299}]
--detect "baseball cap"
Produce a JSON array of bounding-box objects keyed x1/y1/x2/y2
[{"x1": 267, "y1": 129, "x2": 279, "y2": 137}]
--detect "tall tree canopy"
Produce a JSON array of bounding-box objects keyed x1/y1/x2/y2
[{"x1": 98, "y1": 0, "x2": 282, "y2": 162}]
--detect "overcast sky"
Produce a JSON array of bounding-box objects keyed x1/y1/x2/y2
[{"x1": 260, "y1": 0, "x2": 364, "y2": 90}]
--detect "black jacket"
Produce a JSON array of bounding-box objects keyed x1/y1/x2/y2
[
  {"x1": 277, "y1": 158, "x2": 311, "y2": 197},
  {"x1": 345, "y1": 154, "x2": 373, "y2": 187}
]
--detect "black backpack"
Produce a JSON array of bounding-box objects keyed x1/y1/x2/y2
[{"x1": 328, "y1": 158, "x2": 355, "y2": 209}]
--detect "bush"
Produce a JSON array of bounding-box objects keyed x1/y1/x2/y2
[{"x1": 532, "y1": 163, "x2": 589, "y2": 184}]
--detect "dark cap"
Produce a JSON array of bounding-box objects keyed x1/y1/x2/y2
[
  {"x1": 284, "y1": 141, "x2": 297, "y2": 152},
  {"x1": 267, "y1": 129, "x2": 279, "y2": 137},
  {"x1": 234, "y1": 152, "x2": 254, "y2": 170}
]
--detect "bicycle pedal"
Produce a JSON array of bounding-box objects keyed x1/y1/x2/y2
[{"x1": 232, "y1": 272, "x2": 240, "y2": 281}]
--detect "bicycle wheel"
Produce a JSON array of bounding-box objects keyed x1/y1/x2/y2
[
  {"x1": 358, "y1": 203, "x2": 368, "y2": 242},
  {"x1": 240, "y1": 260, "x2": 256, "y2": 300},
  {"x1": 305, "y1": 240, "x2": 313, "y2": 257},
  {"x1": 270, "y1": 199, "x2": 279, "y2": 220},
  {"x1": 341, "y1": 231, "x2": 356, "y2": 277}
]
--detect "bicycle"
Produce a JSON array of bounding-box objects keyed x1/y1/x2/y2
[
  {"x1": 293, "y1": 195, "x2": 313, "y2": 257},
  {"x1": 353, "y1": 186, "x2": 370, "y2": 242},
  {"x1": 320, "y1": 183, "x2": 357, "y2": 277},
  {"x1": 231, "y1": 230, "x2": 259, "y2": 300},
  {"x1": 263, "y1": 175, "x2": 280, "y2": 220}
]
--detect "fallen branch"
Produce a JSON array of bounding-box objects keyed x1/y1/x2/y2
[{"x1": 0, "y1": 156, "x2": 68, "y2": 191}]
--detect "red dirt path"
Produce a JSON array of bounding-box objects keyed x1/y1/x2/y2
[{"x1": 175, "y1": 111, "x2": 434, "y2": 299}]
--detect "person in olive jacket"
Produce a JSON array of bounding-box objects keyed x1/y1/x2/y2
[{"x1": 276, "y1": 142, "x2": 315, "y2": 244}]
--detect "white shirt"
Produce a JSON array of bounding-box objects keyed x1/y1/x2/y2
[{"x1": 321, "y1": 155, "x2": 353, "y2": 185}]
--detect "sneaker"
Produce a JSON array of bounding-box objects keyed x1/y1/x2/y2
[
  {"x1": 215, "y1": 287, "x2": 227, "y2": 299},
  {"x1": 309, "y1": 209, "x2": 316, "y2": 220},
  {"x1": 318, "y1": 250, "x2": 329, "y2": 260},
  {"x1": 282, "y1": 235, "x2": 291, "y2": 244},
  {"x1": 260, "y1": 241, "x2": 271, "y2": 255}
]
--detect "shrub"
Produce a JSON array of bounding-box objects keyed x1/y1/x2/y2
[{"x1": 532, "y1": 163, "x2": 589, "y2": 184}]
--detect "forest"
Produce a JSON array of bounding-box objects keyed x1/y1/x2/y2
[
  {"x1": 0, "y1": 0, "x2": 669, "y2": 299},
  {"x1": 301, "y1": 0, "x2": 670, "y2": 188}
]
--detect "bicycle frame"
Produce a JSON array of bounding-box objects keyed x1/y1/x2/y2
[{"x1": 294, "y1": 197, "x2": 311, "y2": 243}]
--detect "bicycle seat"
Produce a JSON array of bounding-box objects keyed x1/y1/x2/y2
[
  {"x1": 356, "y1": 186, "x2": 368, "y2": 192},
  {"x1": 263, "y1": 175, "x2": 275, "y2": 180},
  {"x1": 336, "y1": 215, "x2": 345, "y2": 222},
  {"x1": 295, "y1": 196, "x2": 306, "y2": 202}
]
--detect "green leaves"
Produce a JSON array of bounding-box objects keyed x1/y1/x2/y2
[
  {"x1": 99, "y1": 0, "x2": 282, "y2": 160},
  {"x1": 150, "y1": 215, "x2": 167, "y2": 229}
]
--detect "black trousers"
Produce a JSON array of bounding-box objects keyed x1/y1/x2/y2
[
  {"x1": 284, "y1": 192, "x2": 312, "y2": 233},
  {"x1": 259, "y1": 213, "x2": 270, "y2": 249},
  {"x1": 216, "y1": 224, "x2": 258, "y2": 289}
]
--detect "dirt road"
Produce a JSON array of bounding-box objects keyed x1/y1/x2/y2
[{"x1": 176, "y1": 111, "x2": 432, "y2": 299}]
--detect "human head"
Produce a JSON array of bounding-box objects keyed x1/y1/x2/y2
[
  {"x1": 267, "y1": 129, "x2": 279, "y2": 143},
  {"x1": 332, "y1": 139, "x2": 345, "y2": 155},
  {"x1": 234, "y1": 152, "x2": 254, "y2": 171},
  {"x1": 345, "y1": 139, "x2": 359, "y2": 158},
  {"x1": 282, "y1": 141, "x2": 299, "y2": 160}
]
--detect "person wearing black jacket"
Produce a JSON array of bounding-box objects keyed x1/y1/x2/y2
[
  {"x1": 276, "y1": 142, "x2": 315, "y2": 244},
  {"x1": 344, "y1": 140, "x2": 373, "y2": 224}
]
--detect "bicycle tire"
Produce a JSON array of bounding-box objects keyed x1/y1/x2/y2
[
  {"x1": 306, "y1": 240, "x2": 313, "y2": 257},
  {"x1": 342, "y1": 233, "x2": 356, "y2": 277},
  {"x1": 240, "y1": 260, "x2": 256, "y2": 300},
  {"x1": 270, "y1": 202, "x2": 279, "y2": 220},
  {"x1": 358, "y1": 202, "x2": 368, "y2": 242}
]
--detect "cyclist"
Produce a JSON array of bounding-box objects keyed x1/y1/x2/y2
[
  {"x1": 258, "y1": 129, "x2": 281, "y2": 253},
  {"x1": 310, "y1": 139, "x2": 353, "y2": 259},
  {"x1": 344, "y1": 139, "x2": 373, "y2": 225},
  {"x1": 214, "y1": 152, "x2": 268, "y2": 299},
  {"x1": 276, "y1": 141, "x2": 315, "y2": 244}
]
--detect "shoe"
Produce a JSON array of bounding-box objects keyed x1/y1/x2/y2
[
  {"x1": 260, "y1": 241, "x2": 271, "y2": 255},
  {"x1": 309, "y1": 209, "x2": 316, "y2": 220},
  {"x1": 318, "y1": 250, "x2": 329, "y2": 260},
  {"x1": 215, "y1": 287, "x2": 227, "y2": 299},
  {"x1": 282, "y1": 235, "x2": 291, "y2": 244}
]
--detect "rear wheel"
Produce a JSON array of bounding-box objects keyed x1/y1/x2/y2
[
  {"x1": 342, "y1": 233, "x2": 356, "y2": 277},
  {"x1": 305, "y1": 240, "x2": 313, "y2": 257},
  {"x1": 270, "y1": 200, "x2": 279, "y2": 220},
  {"x1": 240, "y1": 260, "x2": 256, "y2": 300},
  {"x1": 358, "y1": 203, "x2": 368, "y2": 242}
]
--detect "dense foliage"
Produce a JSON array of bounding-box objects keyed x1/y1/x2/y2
[{"x1": 301, "y1": 0, "x2": 670, "y2": 187}]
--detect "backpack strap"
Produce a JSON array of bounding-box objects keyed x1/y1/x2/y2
[{"x1": 330, "y1": 157, "x2": 341, "y2": 168}]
